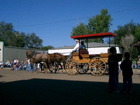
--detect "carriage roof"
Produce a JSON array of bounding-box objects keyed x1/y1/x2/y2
[{"x1": 71, "y1": 32, "x2": 116, "y2": 39}]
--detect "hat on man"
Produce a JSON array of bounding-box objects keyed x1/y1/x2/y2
[{"x1": 75, "y1": 39, "x2": 79, "y2": 42}]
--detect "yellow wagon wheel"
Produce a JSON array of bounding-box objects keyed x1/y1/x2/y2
[
  {"x1": 89, "y1": 57, "x2": 106, "y2": 76},
  {"x1": 65, "y1": 58, "x2": 79, "y2": 75}
]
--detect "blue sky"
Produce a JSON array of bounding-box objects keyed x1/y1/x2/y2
[{"x1": 0, "y1": 0, "x2": 140, "y2": 48}]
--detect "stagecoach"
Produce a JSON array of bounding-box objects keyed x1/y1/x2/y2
[{"x1": 65, "y1": 32, "x2": 122, "y2": 75}]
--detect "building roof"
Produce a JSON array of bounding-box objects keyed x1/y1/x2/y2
[{"x1": 53, "y1": 42, "x2": 116, "y2": 49}]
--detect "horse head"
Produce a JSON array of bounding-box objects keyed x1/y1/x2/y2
[{"x1": 26, "y1": 50, "x2": 36, "y2": 59}]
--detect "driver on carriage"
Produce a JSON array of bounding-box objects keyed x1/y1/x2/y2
[{"x1": 69, "y1": 40, "x2": 86, "y2": 59}]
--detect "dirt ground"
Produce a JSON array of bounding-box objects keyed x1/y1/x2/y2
[{"x1": 0, "y1": 68, "x2": 140, "y2": 105}]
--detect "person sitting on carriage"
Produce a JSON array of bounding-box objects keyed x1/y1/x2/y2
[
  {"x1": 69, "y1": 40, "x2": 87, "y2": 59},
  {"x1": 79, "y1": 41, "x2": 86, "y2": 49},
  {"x1": 69, "y1": 39, "x2": 80, "y2": 59}
]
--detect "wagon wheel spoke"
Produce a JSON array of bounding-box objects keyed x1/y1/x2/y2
[
  {"x1": 77, "y1": 63, "x2": 89, "y2": 74},
  {"x1": 89, "y1": 57, "x2": 106, "y2": 76},
  {"x1": 65, "y1": 58, "x2": 79, "y2": 75}
]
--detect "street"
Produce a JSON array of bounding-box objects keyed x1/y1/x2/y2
[{"x1": 0, "y1": 68, "x2": 140, "y2": 105}]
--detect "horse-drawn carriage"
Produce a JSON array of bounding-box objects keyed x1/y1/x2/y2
[
  {"x1": 26, "y1": 32, "x2": 122, "y2": 75},
  {"x1": 65, "y1": 32, "x2": 122, "y2": 75}
]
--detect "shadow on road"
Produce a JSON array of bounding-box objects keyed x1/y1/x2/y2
[
  {"x1": 0, "y1": 75, "x2": 3, "y2": 77},
  {"x1": 0, "y1": 78, "x2": 140, "y2": 105}
]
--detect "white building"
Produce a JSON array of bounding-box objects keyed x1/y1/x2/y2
[{"x1": 48, "y1": 42, "x2": 122, "y2": 56}]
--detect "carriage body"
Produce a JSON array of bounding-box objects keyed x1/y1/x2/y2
[{"x1": 66, "y1": 32, "x2": 122, "y2": 75}]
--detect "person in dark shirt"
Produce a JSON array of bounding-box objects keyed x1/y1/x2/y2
[
  {"x1": 79, "y1": 41, "x2": 86, "y2": 49},
  {"x1": 120, "y1": 52, "x2": 133, "y2": 94},
  {"x1": 108, "y1": 47, "x2": 120, "y2": 93}
]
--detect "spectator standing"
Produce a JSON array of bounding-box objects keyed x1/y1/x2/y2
[
  {"x1": 26, "y1": 58, "x2": 31, "y2": 72},
  {"x1": 120, "y1": 52, "x2": 133, "y2": 94},
  {"x1": 108, "y1": 47, "x2": 120, "y2": 93}
]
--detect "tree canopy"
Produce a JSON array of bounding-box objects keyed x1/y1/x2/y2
[
  {"x1": 0, "y1": 21, "x2": 44, "y2": 49},
  {"x1": 71, "y1": 9, "x2": 112, "y2": 43},
  {"x1": 114, "y1": 21, "x2": 140, "y2": 60}
]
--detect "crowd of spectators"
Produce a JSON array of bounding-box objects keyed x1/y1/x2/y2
[
  {"x1": 0, "y1": 58, "x2": 140, "y2": 72},
  {"x1": 0, "y1": 58, "x2": 38, "y2": 71}
]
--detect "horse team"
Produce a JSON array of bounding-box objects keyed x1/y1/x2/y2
[{"x1": 26, "y1": 50, "x2": 67, "y2": 73}]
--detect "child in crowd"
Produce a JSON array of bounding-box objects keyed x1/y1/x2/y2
[{"x1": 120, "y1": 52, "x2": 133, "y2": 94}]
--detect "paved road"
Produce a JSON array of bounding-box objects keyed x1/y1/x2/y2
[{"x1": 0, "y1": 68, "x2": 140, "y2": 105}]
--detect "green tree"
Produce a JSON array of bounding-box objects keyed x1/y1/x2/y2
[
  {"x1": 131, "y1": 48, "x2": 138, "y2": 60},
  {"x1": 134, "y1": 26, "x2": 140, "y2": 42},
  {"x1": 4, "y1": 31, "x2": 16, "y2": 46},
  {"x1": 0, "y1": 21, "x2": 14, "y2": 36},
  {"x1": 114, "y1": 21, "x2": 138, "y2": 46},
  {"x1": 25, "y1": 33, "x2": 43, "y2": 48},
  {"x1": 14, "y1": 32, "x2": 26, "y2": 47},
  {"x1": 71, "y1": 9, "x2": 112, "y2": 43},
  {"x1": 120, "y1": 34, "x2": 134, "y2": 52},
  {"x1": 42, "y1": 45, "x2": 54, "y2": 51},
  {"x1": 114, "y1": 21, "x2": 140, "y2": 59},
  {"x1": 71, "y1": 23, "x2": 89, "y2": 36},
  {"x1": 0, "y1": 21, "x2": 15, "y2": 46},
  {"x1": 87, "y1": 9, "x2": 112, "y2": 33},
  {"x1": 0, "y1": 21, "x2": 43, "y2": 48}
]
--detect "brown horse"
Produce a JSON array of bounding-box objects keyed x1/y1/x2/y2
[
  {"x1": 49, "y1": 53, "x2": 66, "y2": 73},
  {"x1": 26, "y1": 50, "x2": 52, "y2": 73}
]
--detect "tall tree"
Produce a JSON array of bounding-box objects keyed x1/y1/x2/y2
[
  {"x1": 134, "y1": 26, "x2": 140, "y2": 42},
  {"x1": 71, "y1": 9, "x2": 112, "y2": 43},
  {"x1": 120, "y1": 34, "x2": 134, "y2": 52},
  {"x1": 114, "y1": 21, "x2": 138, "y2": 46},
  {"x1": 25, "y1": 33, "x2": 43, "y2": 48},
  {"x1": 14, "y1": 32, "x2": 26, "y2": 47},
  {"x1": 71, "y1": 23, "x2": 89, "y2": 36},
  {"x1": 87, "y1": 9, "x2": 112, "y2": 33},
  {"x1": 0, "y1": 21, "x2": 14, "y2": 46},
  {"x1": 0, "y1": 21, "x2": 14, "y2": 36},
  {"x1": 0, "y1": 21, "x2": 43, "y2": 48},
  {"x1": 114, "y1": 21, "x2": 140, "y2": 59}
]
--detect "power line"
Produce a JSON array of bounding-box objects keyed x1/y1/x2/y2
[
  {"x1": 15, "y1": 17, "x2": 87, "y2": 27},
  {"x1": 110, "y1": 7, "x2": 139, "y2": 14},
  {"x1": 15, "y1": 7, "x2": 140, "y2": 28}
]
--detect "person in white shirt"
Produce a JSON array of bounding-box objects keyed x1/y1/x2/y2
[
  {"x1": 69, "y1": 40, "x2": 80, "y2": 59},
  {"x1": 25, "y1": 58, "x2": 32, "y2": 71},
  {"x1": 72, "y1": 40, "x2": 80, "y2": 52}
]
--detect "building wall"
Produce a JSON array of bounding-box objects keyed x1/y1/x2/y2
[
  {"x1": 3, "y1": 47, "x2": 41, "y2": 62},
  {"x1": 3, "y1": 47, "x2": 27, "y2": 61}
]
